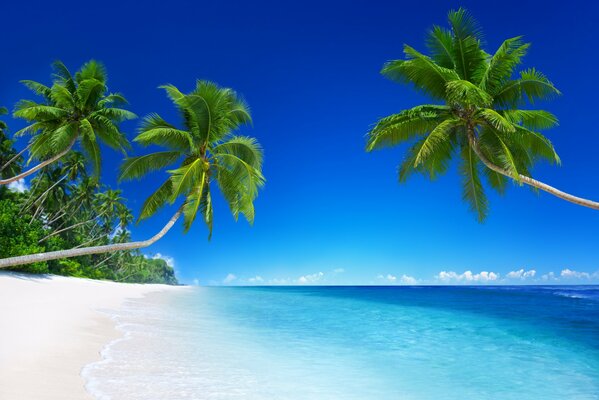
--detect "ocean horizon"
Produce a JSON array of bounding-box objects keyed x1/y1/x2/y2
[{"x1": 84, "y1": 285, "x2": 599, "y2": 399}]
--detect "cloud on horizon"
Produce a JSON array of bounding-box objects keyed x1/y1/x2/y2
[
  {"x1": 436, "y1": 270, "x2": 499, "y2": 283},
  {"x1": 297, "y1": 272, "x2": 324, "y2": 284},
  {"x1": 223, "y1": 273, "x2": 237, "y2": 284},
  {"x1": 506, "y1": 269, "x2": 536, "y2": 280}
]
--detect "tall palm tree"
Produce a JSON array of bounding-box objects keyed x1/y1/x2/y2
[
  {"x1": 366, "y1": 8, "x2": 599, "y2": 221},
  {"x1": 0, "y1": 60, "x2": 136, "y2": 185},
  {"x1": 0, "y1": 80, "x2": 264, "y2": 268}
]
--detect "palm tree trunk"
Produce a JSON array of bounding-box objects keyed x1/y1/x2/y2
[
  {"x1": 29, "y1": 174, "x2": 68, "y2": 208},
  {"x1": 0, "y1": 142, "x2": 33, "y2": 173},
  {"x1": 38, "y1": 217, "x2": 96, "y2": 243},
  {"x1": 0, "y1": 137, "x2": 76, "y2": 186},
  {"x1": 93, "y1": 252, "x2": 119, "y2": 269},
  {"x1": 468, "y1": 132, "x2": 599, "y2": 210},
  {"x1": 0, "y1": 207, "x2": 183, "y2": 269}
]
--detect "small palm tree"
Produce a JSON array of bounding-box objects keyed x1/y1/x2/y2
[
  {"x1": 0, "y1": 81, "x2": 264, "y2": 268},
  {"x1": 0, "y1": 106, "x2": 7, "y2": 133},
  {"x1": 366, "y1": 8, "x2": 599, "y2": 220},
  {"x1": 0, "y1": 60, "x2": 136, "y2": 185},
  {"x1": 0, "y1": 107, "x2": 22, "y2": 178}
]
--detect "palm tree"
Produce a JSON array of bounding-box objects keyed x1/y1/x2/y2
[
  {"x1": 0, "y1": 107, "x2": 22, "y2": 179},
  {"x1": 24, "y1": 151, "x2": 87, "y2": 214},
  {"x1": 366, "y1": 8, "x2": 599, "y2": 221},
  {"x1": 0, "y1": 60, "x2": 136, "y2": 185},
  {"x1": 0, "y1": 107, "x2": 7, "y2": 133},
  {"x1": 0, "y1": 80, "x2": 264, "y2": 268}
]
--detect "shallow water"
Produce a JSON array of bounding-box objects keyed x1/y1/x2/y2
[{"x1": 84, "y1": 286, "x2": 599, "y2": 399}]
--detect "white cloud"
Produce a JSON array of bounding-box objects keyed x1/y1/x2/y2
[
  {"x1": 297, "y1": 272, "x2": 324, "y2": 284},
  {"x1": 152, "y1": 253, "x2": 175, "y2": 268},
  {"x1": 269, "y1": 278, "x2": 290, "y2": 285},
  {"x1": 223, "y1": 273, "x2": 237, "y2": 284},
  {"x1": 437, "y1": 270, "x2": 499, "y2": 283},
  {"x1": 400, "y1": 275, "x2": 418, "y2": 285},
  {"x1": 560, "y1": 268, "x2": 590, "y2": 280},
  {"x1": 192, "y1": 279, "x2": 200, "y2": 286},
  {"x1": 541, "y1": 272, "x2": 557, "y2": 281},
  {"x1": 333, "y1": 268, "x2": 345, "y2": 274},
  {"x1": 248, "y1": 276, "x2": 264, "y2": 283},
  {"x1": 376, "y1": 274, "x2": 398, "y2": 283},
  {"x1": 506, "y1": 269, "x2": 536, "y2": 280},
  {"x1": 8, "y1": 179, "x2": 28, "y2": 193}
]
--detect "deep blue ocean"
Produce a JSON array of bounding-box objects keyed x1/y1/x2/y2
[{"x1": 84, "y1": 286, "x2": 599, "y2": 399}]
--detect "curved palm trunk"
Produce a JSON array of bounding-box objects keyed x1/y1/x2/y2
[
  {"x1": 0, "y1": 142, "x2": 33, "y2": 173},
  {"x1": 30, "y1": 174, "x2": 68, "y2": 208},
  {"x1": 468, "y1": 133, "x2": 599, "y2": 210},
  {"x1": 38, "y1": 217, "x2": 96, "y2": 243},
  {"x1": 0, "y1": 208, "x2": 182, "y2": 269},
  {"x1": 0, "y1": 138, "x2": 76, "y2": 186}
]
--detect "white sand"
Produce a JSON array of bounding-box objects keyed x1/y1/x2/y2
[{"x1": 0, "y1": 272, "x2": 180, "y2": 399}]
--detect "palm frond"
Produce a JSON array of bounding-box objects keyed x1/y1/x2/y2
[
  {"x1": 494, "y1": 68, "x2": 560, "y2": 107},
  {"x1": 20, "y1": 80, "x2": 52, "y2": 99},
  {"x1": 447, "y1": 8, "x2": 486, "y2": 81},
  {"x1": 80, "y1": 119, "x2": 101, "y2": 175},
  {"x1": 168, "y1": 159, "x2": 204, "y2": 201},
  {"x1": 460, "y1": 144, "x2": 488, "y2": 221},
  {"x1": 478, "y1": 36, "x2": 529, "y2": 93},
  {"x1": 212, "y1": 136, "x2": 263, "y2": 169},
  {"x1": 414, "y1": 118, "x2": 460, "y2": 166},
  {"x1": 476, "y1": 108, "x2": 515, "y2": 133},
  {"x1": 138, "y1": 179, "x2": 174, "y2": 221},
  {"x1": 446, "y1": 80, "x2": 492, "y2": 107},
  {"x1": 181, "y1": 172, "x2": 207, "y2": 232},
  {"x1": 426, "y1": 25, "x2": 456, "y2": 69},
  {"x1": 501, "y1": 109, "x2": 558, "y2": 130},
  {"x1": 135, "y1": 113, "x2": 193, "y2": 150},
  {"x1": 382, "y1": 46, "x2": 460, "y2": 100},
  {"x1": 119, "y1": 151, "x2": 181, "y2": 182},
  {"x1": 366, "y1": 105, "x2": 450, "y2": 151}
]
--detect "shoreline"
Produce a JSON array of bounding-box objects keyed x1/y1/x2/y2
[{"x1": 0, "y1": 272, "x2": 182, "y2": 400}]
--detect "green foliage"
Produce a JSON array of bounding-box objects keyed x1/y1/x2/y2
[
  {"x1": 366, "y1": 8, "x2": 561, "y2": 221},
  {"x1": 13, "y1": 60, "x2": 136, "y2": 176},
  {"x1": 120, "y1": 80, "x2": 265, "y2": 238},
  {"x1": 0, "y1": 198, "x2": 47, "y2": 273},
  {"x1": 0, "y1": 107, "x2": 22, "y2": 179},
  {"x1": 0, "y1": 162, "x2": 177, "y2": 284}
]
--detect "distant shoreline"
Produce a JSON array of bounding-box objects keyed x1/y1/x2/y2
[{"x1": 0, "y1": 272, "x2": 182, "y2": 399}]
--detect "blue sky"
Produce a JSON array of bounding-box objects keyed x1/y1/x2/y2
[{"x1": 3, "y1": 0, "x2": 599, "y2": 285}]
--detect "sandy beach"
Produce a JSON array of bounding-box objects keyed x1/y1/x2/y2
[{"x1": 0, "y1": 272, "x2": 179, "y2": 399}]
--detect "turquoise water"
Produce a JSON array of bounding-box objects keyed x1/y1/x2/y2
[{"x1": 85, "y1": 286, "x2": 599, "y2": 399}]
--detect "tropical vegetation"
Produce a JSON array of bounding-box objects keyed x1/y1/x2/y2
[
  {"x1": 0, "y1": 60, "x2": 135, "y2": 186},
  {"x1": 0, "y1": 73, "x2": 264, "y2": 273},
  {"x1": 0, "y1": 114, "x2": 176, "y2": 283},
  {"x1": 366, "y1": 8, "x2": 599, "y2": 221}
]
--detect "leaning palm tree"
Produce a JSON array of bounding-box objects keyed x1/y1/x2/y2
[
  {"x1": 0, "y1": 80, "x2": 264, "y2": 268},
  {"x1": 366, "y1": 8, "x2": 599, "y2": 221},
  {"x1": 0, "y1": 60, "x2": 135, "y2": 185}
]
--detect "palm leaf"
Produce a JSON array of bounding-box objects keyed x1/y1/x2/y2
[
  {"x1": 138, "y1": 178, "x2": 174, "y2": 221},
  {"x1": 382, "y1": 46, "x2": 460, "y2": 99},
  {"x1": 119, "y1": 151, "x2": 181, "y2": 182},
  {"x1": 414, "y1": 118, "x2": 460, "y2": 166},
  {"x1": 460, "y1": 144, "x2": 488, "y2": 221}
]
